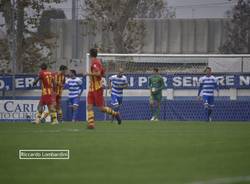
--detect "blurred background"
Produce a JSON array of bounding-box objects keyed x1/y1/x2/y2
[{"x1": 0, "y1": 0, "x2": 249, "y2": 74}]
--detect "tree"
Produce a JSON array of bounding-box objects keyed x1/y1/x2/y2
[
  {"x1": 38, "y1": 8, "x2": 66, "y2": 36},
  {"x1": 220, "y1": 0, "x2": 250, "y2": 54},
  {"x1": 0, "y1": 0, "x2": 63, "y2": 73},
  {"x1": 82, "y1": 0, "x2": 175, "y2": 53}
]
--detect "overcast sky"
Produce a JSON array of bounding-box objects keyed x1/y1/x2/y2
[
  {"x1": 167, "y1": 0, "x2": 238, "y2": 18},
  {"x1": 0, "y1": 0, "x2": 239, "y2": 27}
]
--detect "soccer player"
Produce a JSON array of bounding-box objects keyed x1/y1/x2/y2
[
  {"x1": 33, "y1": 63, "x2": 58, "y2": 124},
  {"x1": 148, "y1": 68, "x2": 164, "y2": 121},
  {"x1": 108, "y1": 67, "x2": 128, "y2": 124},
  {"x1": 198, "y1": 67, "x2": 219, "y2": 122},
  {"x1": 86, "y1": 48, "x2": 120, "y2": 129},
  {"x1": 65, "y1": 69, "x2": 83, "y2": 122},
  {"x1": 53, "y1": 65, "x2": 68, "y2": 122}
]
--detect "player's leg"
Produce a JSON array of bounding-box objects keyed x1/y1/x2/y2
[
  {"x1": 56, "y1": 96, "x2": 63, "y2": 122},
  {"x1": 57, "y1": 106, "x2": 63, "y2": 122},
  {"x1": 99, "y1": 106, "x2": 119, "y2": 118},
  {"x1": 149, "y1": 95, "x2": 155, "y2": 121},
  {"x1": 34, "y1": 95, "x2": 48, "y2": 124},
  {"x1": 202, "y1": 95, "x2": 210, "y2": 121},
  {"x1": 47, "y1": 95, "x2": 58, "y2": 124},
  {"x1": 154, "y1": 94, "x2": 162, "y2": 121},
  {"x1": 49, "y1": 106, "x2": 58, "y2": 124},
  {"x1": 39, "y1": 95, "x2": 55, "y2": 123},
  {"x1": 100, "y1": 105, "x2": 121, "y2": 124},
  {"x1": 96, "y1": 89, "x2": 120, "y2": 123},
  {"x1": 99, "y1": 104, "x2": 119, "y2": 116},
  {"x1": 111, "y1": 94, "x2": 119, "y2": 112},
  {"x1": 116, "y1": 96, "x2": 122, "y2": 113},
  {"x1": 113, "y1": 96, "x2": 122, "y2": 124},
  {"x1": 207, "y1": 96, "x2": 214, "y2": 122},
  {"x1": 96, "y1": 89, "x2": 118, "y2": 116},
  {"x1": 110, "y1": 94, "x2": 118, "y2": 123},
  {"x1": 87, "y1": 91, "x2": 95, "y2": 129},
  {"x1": 68, "y1": 98, "x2": 75, "y2": 122},
  {"x1": 110, "y1": 95, "x2": 123, "y2": 123},
  {"x1": 72, "y1": 97, "x2": 80, "y2": 122},
  {"x1": 35, "y1": 101, "x2": 44, "y2": 124},
  {"x1": 40, "y1": 111, "x2": 49, "y2": 123}
]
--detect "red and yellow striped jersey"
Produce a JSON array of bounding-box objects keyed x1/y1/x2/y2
[
  {"x1": 89, "y1": 58, "x2": 105, "y2": 92},
  {"x1": 53, "y1": 72, "x2": 65, "y2": 96},
  {"x1": 39, "y1": 70, "x2": 53, "y2": 96}
]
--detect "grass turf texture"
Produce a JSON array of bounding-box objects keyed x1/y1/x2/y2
[{"x1": 0, "y1": 121, "x2": 250, "y2": 184}]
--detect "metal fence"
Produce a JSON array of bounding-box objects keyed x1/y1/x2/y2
[{"x1": 50, "y1": 18, "x2": 229, "y2": 72}]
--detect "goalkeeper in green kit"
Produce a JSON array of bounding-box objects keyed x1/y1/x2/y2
[{"x1": 148, "y1": 68, "x2": 164, "y2": 121}]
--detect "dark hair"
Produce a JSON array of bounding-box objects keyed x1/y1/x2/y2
[
  {"x1": 205, "y1": 66, "x2": 212, "y2": 72},
  {"x1": 40, "y1": 63, "x2": 47, "y2": 70},
  {"x1": 153, "y1": 68, "x2": 159, "y2": 73},
  {"x1": 70, "y1": 69, "x2": 77, "y2": 76},
  {"x1": 90, "y1": 48, "x2": 98, "y2": 57},
  {"x1": 59, "y1": 65, "x2": 67, "y2": 71}
]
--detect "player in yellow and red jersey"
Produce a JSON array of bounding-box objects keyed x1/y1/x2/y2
[
  {"x1": 86, "y1": 48, "x2": 121, "y2": 129},
  {"x1": 53, "y1": 65, "x2": 68, "y2": 122},
  {"x1": 33, "y1": 63, "x2": 57, "y2": 124}
]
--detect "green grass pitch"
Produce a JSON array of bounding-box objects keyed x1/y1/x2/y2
[{"x1": 0, "y1": 121, "x2": 250, "y2": 184}]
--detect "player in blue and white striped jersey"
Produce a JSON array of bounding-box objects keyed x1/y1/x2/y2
[
  {"x1": 198, "y1": 67, "x2": 219, "y2": 122},
  {"x1": 108, "y1": 68, "x2": 128, "y2": 124},
  {"x1": 65, "y1": 70, "x2": 83, "y2": 122}
]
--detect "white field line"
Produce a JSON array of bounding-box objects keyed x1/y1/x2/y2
[{"x1": 191, "y1": 176, "x2": 250, "y2": 184}]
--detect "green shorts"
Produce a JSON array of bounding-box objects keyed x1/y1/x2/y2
[{"x1": 150, "y1": 93, "x2": 162, "y2": 103}]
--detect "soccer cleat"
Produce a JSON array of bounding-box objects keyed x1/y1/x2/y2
[
  {"x1": 150, "y1": 116, "x2": 155, "y2": 121},
  {"x1": 117, "y1": 117, "x2": 121, "y2": 125},
  {"x1": 57, "y1": 118, "x2": 63, "y2": 124},
  {"x1": 154, "y1": 118, "x2": 159, "y2": 121},
  {"x1": 115, "y1": 112, "x2": 122, "y2": 125},
  {"x1": 34, "y1": 118, "x2": 41, "y2": 124},
  {"x1": 51, "y1": 120, "x2": 59, "y2": 125},
  {"x1": 87, "y1": 124, "x2": 95, "y2": 129}
]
